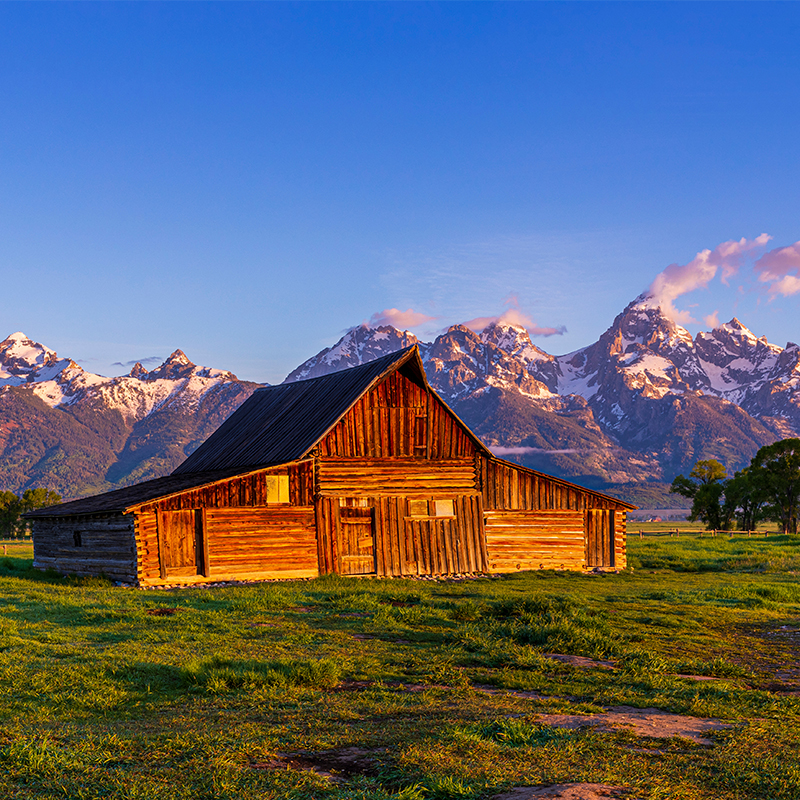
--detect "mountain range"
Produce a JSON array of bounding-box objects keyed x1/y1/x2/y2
[{"x1": 3, "y1": 291, "x2": 799, "y2": 506}]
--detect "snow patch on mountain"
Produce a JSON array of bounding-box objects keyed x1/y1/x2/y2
[{"x1": 0, "y1": 334, "x2": 246, "y2": 423}]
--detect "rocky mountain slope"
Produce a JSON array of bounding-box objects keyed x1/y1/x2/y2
[{"x1": 0, "y1": 333, "x2": 260, "y2": 498}]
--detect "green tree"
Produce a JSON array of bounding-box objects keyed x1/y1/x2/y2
[
  {"x1": 722, "y1": 468, "x2": 763, "y2": 532},
  {"x1": 749, "y1": 439, "x2": 800, "y2": 534},
  {"x1": 670, "y1": 459, "x2": 728, "y2": 529},
  {"x1": 0, "y1": 488, "x2": 61, "y2": 538},
  {"x1": 0, "y1": 491, "x2": 20, "y2": 538}
]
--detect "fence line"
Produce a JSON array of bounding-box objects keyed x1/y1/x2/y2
[{"x1": 633, "y1": 528, "x2": 768, "y2": 539}]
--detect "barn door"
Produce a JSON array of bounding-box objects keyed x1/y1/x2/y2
[
  {"x1": 157, "y1": 510, "x2": 207, "y2": 579},
  {"x1": 586, "y1": 510, "x2": 615, "y2": 568},
  {"x1": 339, "y1": 507, "x2": 376, "y2": 575}
]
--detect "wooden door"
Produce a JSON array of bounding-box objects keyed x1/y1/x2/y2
[
  {"x1": 158, "y1": 510, "x2": 206, "y2": 579},
  {"x1": 586, "y1": 510, "x2": 615, "y2": 568},
  {"x1": 339, "y1": 507, "x2": 376, "y2": 575}
]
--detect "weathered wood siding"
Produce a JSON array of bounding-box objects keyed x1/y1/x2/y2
[
  {"x1": 484, "y1": 510, "x2": 585, "y2": 573},
  {"x1": 136, "y1": 506, "x2": 317, "y2": 585},
  {"x1": 205, "y1": 507, "x2": 317, "y2": 580},
  {"x1": 615, "y1": 510, "x2": 627, "y2": 570},
  {"x1": 585, "y1": 509, "x2": 616, "y2": 568},
  {"x1": 134, "y1": 462, "x2": 313, "y2": 513},
  {"x1": 316, "y1": 494, "x2": 486, "y2": 577},
  {"x1": 32, "y1": 515, "x2": 137, "y2": 582},
  {"x1": 480, "y1": 457, "x2": 629, "y2": 572},
  {"x1": 317, "y1": 457, "x2": 477, "y2": 496},
  {"x1": 318, "y1": 369, "x2": 475, "y2": 460},
  {"x1": 479, "y1": 458, "x2": 622, "y2": 511}
]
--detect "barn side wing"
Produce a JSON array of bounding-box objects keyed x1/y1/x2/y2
[
  {"x1": 129, "y1": 462, "x2": 318, "y2": 586},
  {"x1": 479, "y1": 457, "x2": 633, "y2": 572}
]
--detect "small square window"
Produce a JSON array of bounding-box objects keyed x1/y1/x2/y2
[
  {"x1": 265, "y1": 475, "x2": 290, "y2": 503},
  {"x1": 434, "y1": 500, "x2": 454, "y2": 517},
  {"x1": 408, "y1": 499, "x2": 428, "y2": 517}
]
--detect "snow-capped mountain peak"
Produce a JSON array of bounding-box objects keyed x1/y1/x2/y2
[
  {"x1": 0, "y1": 334, "x2": 245, "y2": 421},
  {"x1": 284, "y1": 324, "x2": 420, "y2": 382},
  {"x1": 480, "y1": 321, "x2": 552, "y2": 366},
  {"x1": 0, "y1": 332, "x2": 77, "y2": 389}
]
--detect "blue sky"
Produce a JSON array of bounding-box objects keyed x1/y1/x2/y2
[{"x1": 2, "y1": 2, "x2": 799, "y2": 383}]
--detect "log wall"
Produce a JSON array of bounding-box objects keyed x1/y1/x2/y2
[
  {"x1": 484, "y1": 510, "x2": 585, "y2": 573},
  {"x1": 136, "y1": 506, "x2": 317, "y2": 586},
  {"x1": 480, "y1": 457, "x2": 630, "y2": 573},
  {"x1": 32, "y1": 515, "x2": 137, "y2": 582},
  {"x1": 316, "y1": 494, "x2": 486, "y2": 577},
  {"x1": 317, "y1": 457, "x2": 478, "y2": 496}
]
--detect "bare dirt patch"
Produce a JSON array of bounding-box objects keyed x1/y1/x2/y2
[
  {"x1": 473, "y1": 684, "x2": 551, "y2": 701},
  {"x1": 535, "y1": 706, "x2": 732, "y2": 745},
  {"x1": 544, "y1": 653, "x2": 615, "y2": 669},
  {"x1": 145, "y1": 607, "x2": 178, "y2": 617},
  {"x1": 492, "y1": 783, "x2": 636, "y2": 800},
  {"x1": 252, "y1": 747, "x2": 384, "y2": 783},
  {"x1": 734, "y1": 620, "x2": 800, "y2": 692}
]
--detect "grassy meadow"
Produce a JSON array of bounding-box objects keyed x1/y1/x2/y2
[{"x1": 0, "y1": 531, "x2": 799, "y2": 799}]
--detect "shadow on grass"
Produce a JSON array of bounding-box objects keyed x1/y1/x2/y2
[{"x1": 0, "y1": 557, "x2": 116, "y2": 588}]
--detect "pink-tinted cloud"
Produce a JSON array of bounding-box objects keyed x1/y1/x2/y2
[
  {"x1": 367, "y1": 308, "x2": 437, "y2": 329},
  {"x1": 645, "y1": 234, "x2": 771, "y2": 323},
  {"x1": 754, "y1": 241, "x2": 800, "y2": 296},
  {"x1": 462, "y1": 305, "x2": 567, "y2": 337},
  {"x1": 704, "y1": 310, "x2": 720, "y2": 329}
]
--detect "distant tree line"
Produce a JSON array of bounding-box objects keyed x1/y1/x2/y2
[
  {"x1": 671, "y1": 439, "x2": 800, "y2": 533},
  {"x1": 0, "y1": 489, "x2": 62, "y2": 539}
]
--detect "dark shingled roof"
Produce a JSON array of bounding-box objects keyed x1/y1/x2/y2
[
  {"x1": 24, "y1": 470, "x2": 243, "y2": 519},
  {"x1": 173, "y1": 346, "x2": 427, "y2": 475}
]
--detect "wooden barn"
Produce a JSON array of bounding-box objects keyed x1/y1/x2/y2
[{"x1": 27, "y1": 346, "x2": 634, "y2": 586}]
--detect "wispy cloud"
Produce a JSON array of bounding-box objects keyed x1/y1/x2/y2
[
  {"x1": 112, "y1": 356, "x2": 162, "y2": 367},
  {"x1": 461, "y1": 295, "x2": 567, "y2": 337},
  {"x1": 644, "y1": 234, "x2": 771, "y2": 323},
  {"x1": 367, "y1": 308, "x2": 437, "y2": 329},
  {"x1": 754, "y1": 241, "x2": 800, "y2": 297}
]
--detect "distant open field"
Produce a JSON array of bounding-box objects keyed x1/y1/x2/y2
[{"x1": 0, "y1": 535, "x2": 799, "y2": 799}]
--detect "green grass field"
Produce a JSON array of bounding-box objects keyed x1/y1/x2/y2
[{"x1": 0, "y1": 535, "x2": 799, "y2": 799}]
